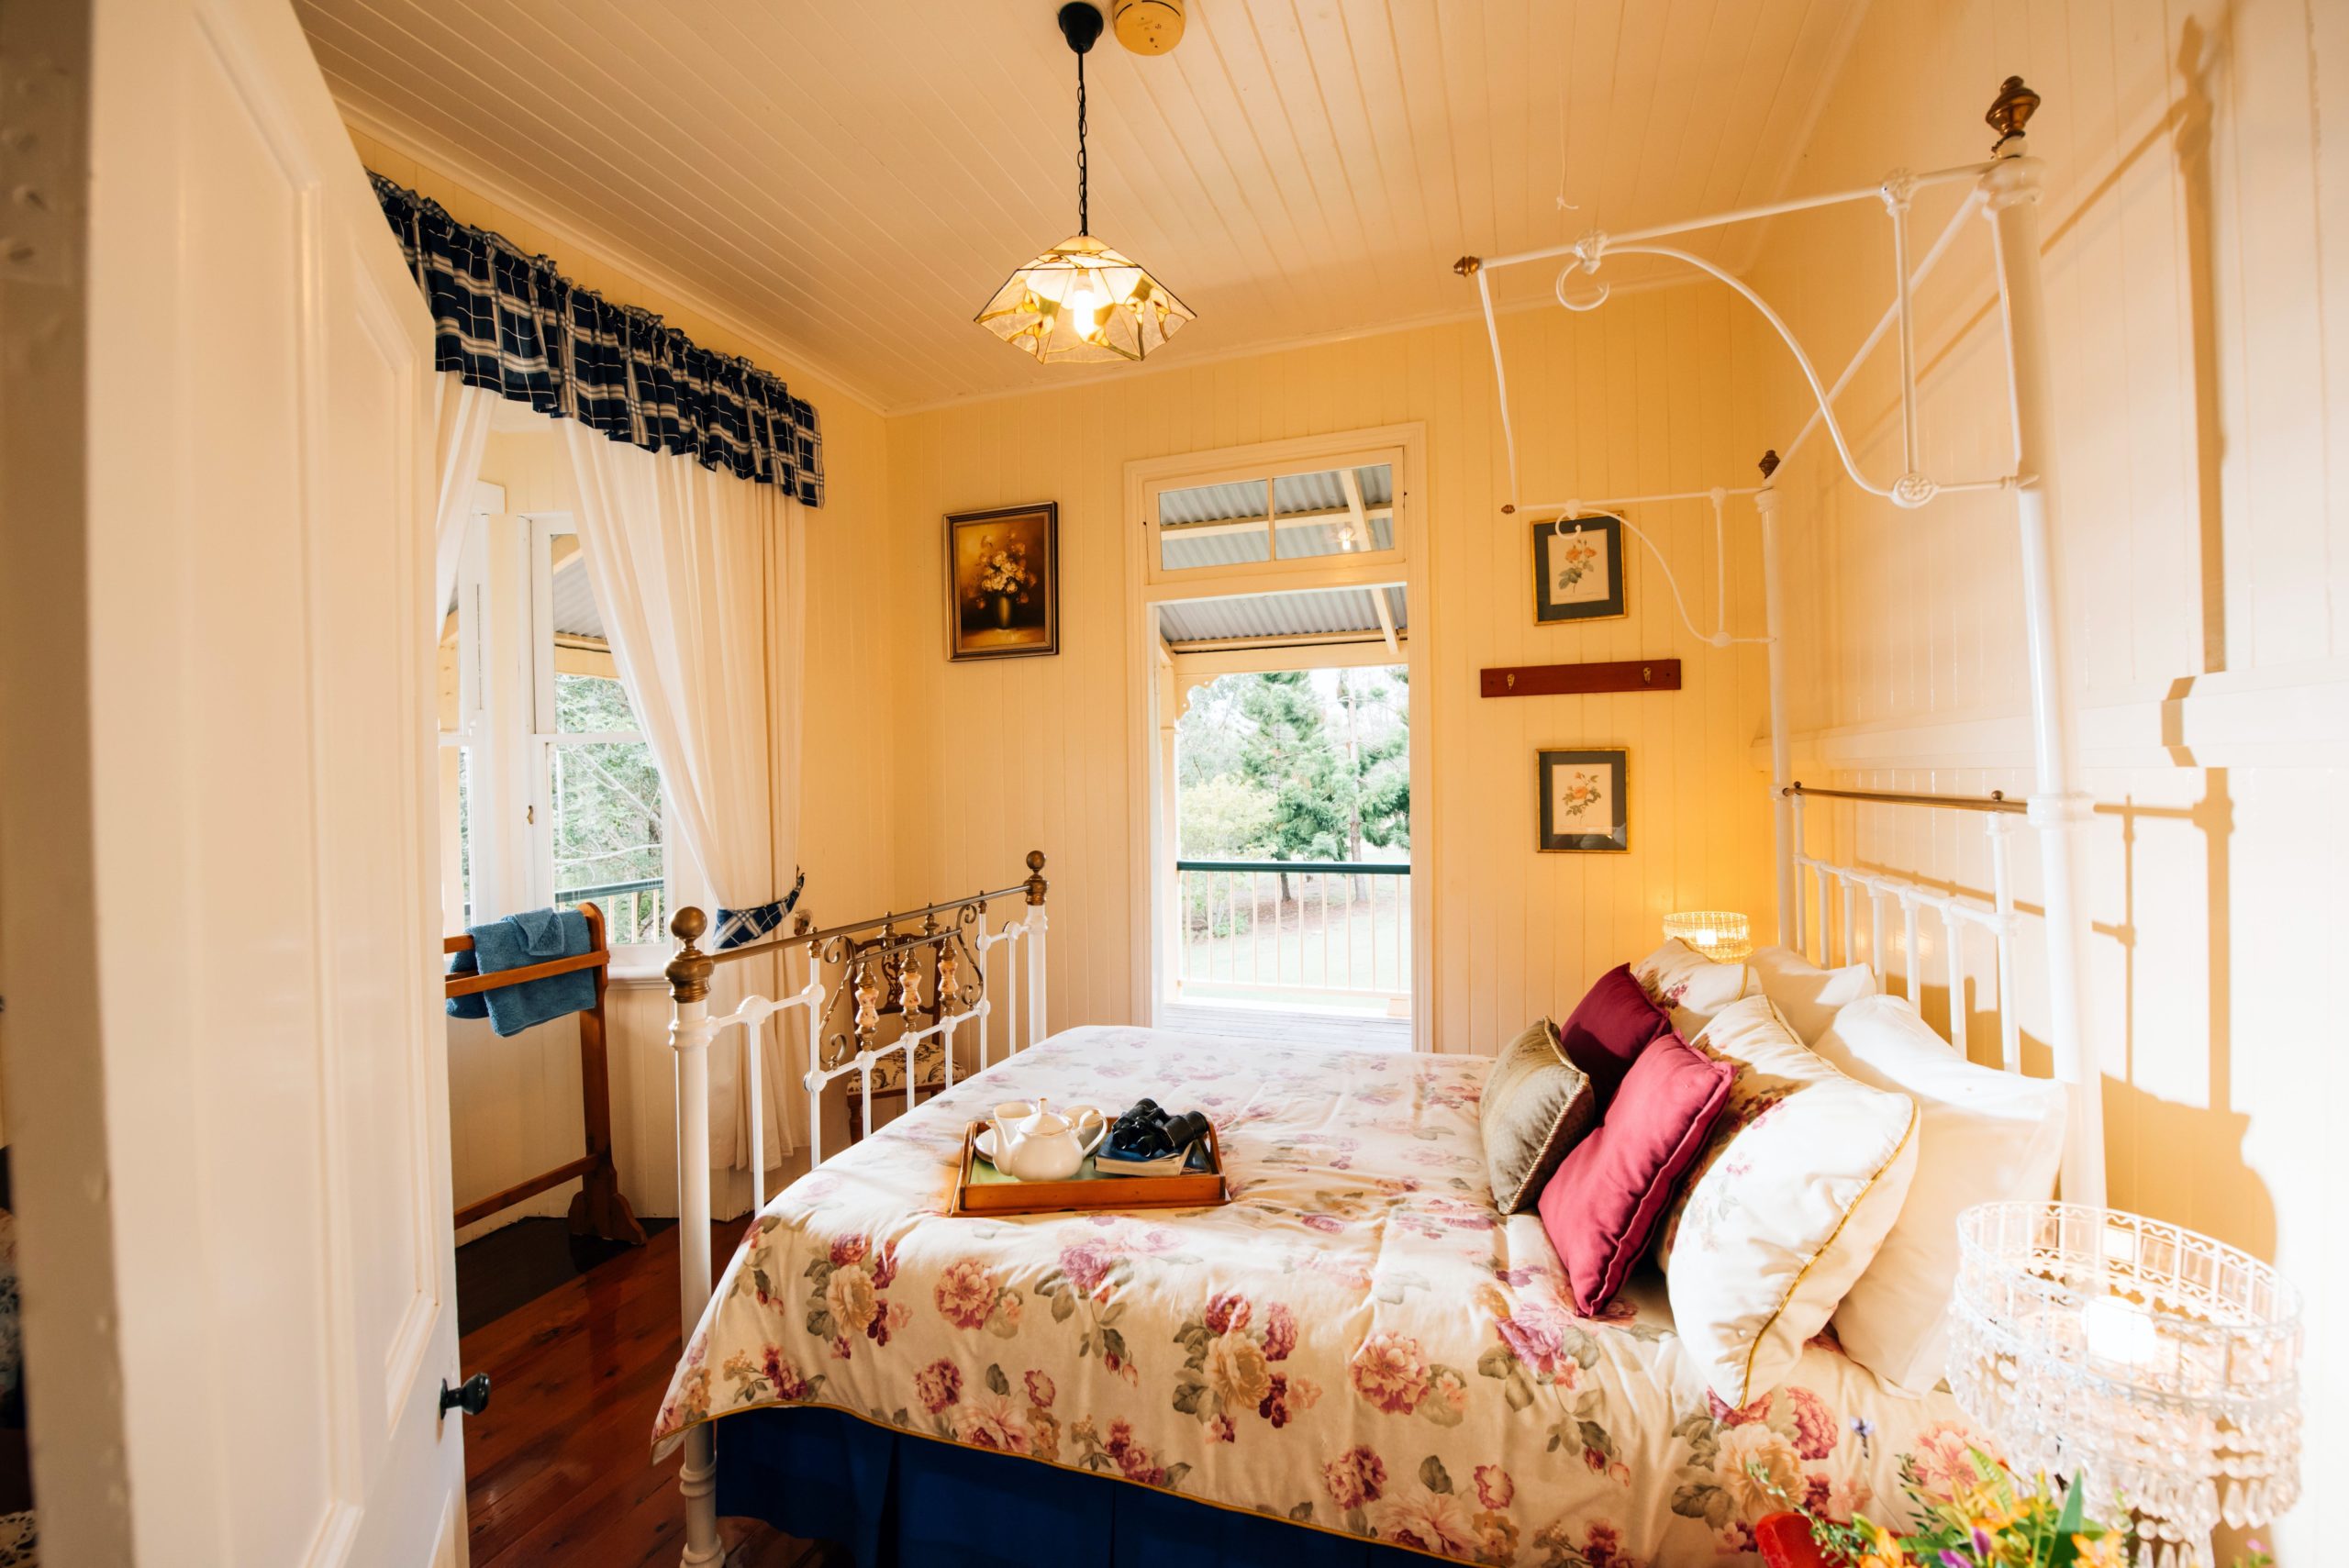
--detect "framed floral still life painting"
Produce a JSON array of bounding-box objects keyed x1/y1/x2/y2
[
  {"x1": 946, "y1": 503, "x2": 1059, "y2": 661},
  {"x1": 1531, "y1": 515, "x2": 1626, "y2": 624},
  {"x1": 1538, "y1": 748, "x2": 1629, "y2": 852}
]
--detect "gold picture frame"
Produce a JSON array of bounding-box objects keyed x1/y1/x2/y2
[
  {"x1": 946, "y1": 502, "x2": 1060, "y2": 661},
  {"x1": 1537, "y1": 747, "x2": 1629, "y2": 852}
]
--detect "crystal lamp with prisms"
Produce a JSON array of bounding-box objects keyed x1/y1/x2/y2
[{"x1": 1947, "y1": 1202, "x2": 2301, "y2": 1568}]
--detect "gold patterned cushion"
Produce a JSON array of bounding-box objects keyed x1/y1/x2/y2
[{"x1": 1480, "y1": 1018, "x2": 1598, "y2": 1214}]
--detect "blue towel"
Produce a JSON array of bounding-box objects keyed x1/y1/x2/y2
[{"x1": 446, "y1": 906, "x2": 597, "y2": 1037}]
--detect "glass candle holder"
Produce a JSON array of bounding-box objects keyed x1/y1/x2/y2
[{"x1": 1662, "y1": 910, "x2": 1752, "y2": 962}]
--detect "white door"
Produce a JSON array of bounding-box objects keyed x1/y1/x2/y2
[{"x1": 20, "y1": 0, "x2": 465, "y2": 1560}]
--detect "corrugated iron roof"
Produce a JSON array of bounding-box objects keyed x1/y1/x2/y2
[
  {"x1": 550, "y1": 555, "x2": 607, "y2": 640},
  {"x1": 1161, "y1": 478, "x2": 1268, "y2": 526},
  {"x1": 1160, "y1": 527, "x2": 1274, "y2": 571},
  {"x1": 1158, "y1": 585, "x2": 1406, "y2": 645},
  {"x1": 1159, "y1": 463, "x2": 1394, "y2": 527}
]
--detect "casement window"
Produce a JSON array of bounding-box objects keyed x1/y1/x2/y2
[{"x1": 438, "y1": 493, "x2": 670, "y2": 962}]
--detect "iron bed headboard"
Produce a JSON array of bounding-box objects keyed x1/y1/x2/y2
[
  {"x1": 657, "y1": 852, "x2": 1050, "y2": 1568},
  {"x1": 1777, "y1": 780, "x2": 2101, "y2": 1211}
]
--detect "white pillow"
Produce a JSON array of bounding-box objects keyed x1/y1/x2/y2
[
  {"x1": 1748, "y1": 944, "x2": 1876, "y2": 1043},
  {"x1": 1631, "y1": 938, "x2": 1751, "y2": 1038},
  {"x1": 1656, "y1": 995, "x2": 1920, "y2": 1407},
  {"x1": 1815, "y1": 995, "x2": 2068, "y2": 1393}
]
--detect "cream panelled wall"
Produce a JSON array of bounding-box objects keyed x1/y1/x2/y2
[
  {"x1": 355, "y1": 132, "x2": 896, "y2": 1227},
  {"x1": 1742, "y1": 3, "x2": 2343, "y2": 1554},
  {"x1": 885, "y1": 295, "x2": 1777, "y2": 1056}
]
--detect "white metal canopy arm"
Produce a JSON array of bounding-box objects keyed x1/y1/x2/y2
[{"x1": 1463, "y1": 76, "x2": 2105, "y2": 1208}]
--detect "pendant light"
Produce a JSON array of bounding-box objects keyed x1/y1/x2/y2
[{"x1": 974, "y1": 2, "x2": 1194, "y2": 364}]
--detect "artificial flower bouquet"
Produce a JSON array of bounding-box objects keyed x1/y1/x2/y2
[{"x1": 1753, "y1": 1448, "x2": 2271, "y2": 1568}]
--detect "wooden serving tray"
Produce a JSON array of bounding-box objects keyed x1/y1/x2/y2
[{"x1": 949, "y1": 1120, "x2": 1229, "y2": 1217}]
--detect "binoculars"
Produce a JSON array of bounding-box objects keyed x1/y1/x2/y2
[{"x1": 1105, "y1": 1098, "x2": 1210, "y2": 1161}]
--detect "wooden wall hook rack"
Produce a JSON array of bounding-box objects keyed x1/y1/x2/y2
[{"x1": 1479, "y1": 658, "x2": 1682, "y2": 698}]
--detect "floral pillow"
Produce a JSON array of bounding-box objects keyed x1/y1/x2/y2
[
  {"x1": 1631, "y1": 938, "x2": 1752, "y2": 1038},
  {"x1": 1654, "y1": 995, "x2": 1920, "y2": 1407}
]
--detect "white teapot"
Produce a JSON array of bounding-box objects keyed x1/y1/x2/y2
[{"x1": 987, "y1": 1096, "x2": 1106, "y2": 1182}]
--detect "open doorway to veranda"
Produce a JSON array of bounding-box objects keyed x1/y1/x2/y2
[
  {"x1": 1124, "y1": 426, "x2": 1431, "y2": 1051},
  {"x1": 1167, "y1": 660, "x2": 1412, "y2": 1046}
]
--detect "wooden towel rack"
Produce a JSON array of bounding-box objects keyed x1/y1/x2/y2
[{"x1": 443, "y1": 901, "x2": 646, "y2": 1245}]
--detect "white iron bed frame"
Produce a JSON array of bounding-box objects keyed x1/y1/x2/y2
[
  {"x1": 657, "y1": 855, "x2": 1052, "y2": 1566},
  {"x1": 653, "y1": 76, "x2": 2104, "y2": 1566}
]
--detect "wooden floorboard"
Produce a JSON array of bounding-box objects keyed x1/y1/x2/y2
[{"x1": 458, "y1": 1219, "x2": 830, "y2": 1568}]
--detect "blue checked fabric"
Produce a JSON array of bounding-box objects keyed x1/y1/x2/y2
[
  {"x1": 371, "y1": 174, "x2": 824, "y2": 506},
  {"x1": 714, "y1": 869, "x2": 807, "y2": 952}
]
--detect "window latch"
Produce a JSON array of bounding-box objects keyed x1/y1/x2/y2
[{"x1": 526, "y1": 805, "x2": 535, "y2": 825}]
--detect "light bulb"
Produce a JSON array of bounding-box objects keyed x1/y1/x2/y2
[{"x1": 1060, "y1": 270, "x2": 1115, "y2": 345}]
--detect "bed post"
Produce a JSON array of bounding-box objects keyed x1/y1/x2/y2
[
  {"x1": 1980, "y1": 79, "x2": 2107, "y2": 1208},
  {"x1": 1024, "y1": 850, "x2": 1050, "y2": 1045},
  {"x1": 1755, "y1": 453, "x2": 1796, "y2": 947},
  {"x1": 664, "y1": 908, "x2": 727, "y2": 1567}
]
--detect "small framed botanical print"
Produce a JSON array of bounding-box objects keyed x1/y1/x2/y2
[
  {"x1": 1537, "y1": 748, "x2": 1629, "y2": 852},
  {"x1": 946, "y1": 502, "x2": 1059, "y2": 661},
  {"x1": 1531, "y1": 516, "x2": 1626, "y2": 624}
]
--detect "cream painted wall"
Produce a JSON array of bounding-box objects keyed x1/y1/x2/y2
[
  {"x1": 1743, "y1": 3, "x2": 2343, "y2": 1554},
  {"x1": 885, "y1": 295, "x2": 1780, "y2": 1056}
]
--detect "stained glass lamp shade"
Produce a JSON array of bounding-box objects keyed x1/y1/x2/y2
[
  {"x1": 976, "y1": 3, "x2": 1193, "y2": 365},
  {"x1": 1949, "y1": 1202, "x2": 2301, "y2": 1568},
  {"x1": 975, "y1": 233, "x2": 1193, "y2": 364}
]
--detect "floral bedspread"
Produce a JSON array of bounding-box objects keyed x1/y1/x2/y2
[{"x1": 652, "y1": 1026, "x2": 1987, "y2": 1564}]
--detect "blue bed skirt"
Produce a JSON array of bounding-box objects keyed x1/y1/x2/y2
[{"x1": 716, "y1": 1407, "x2": 1433, "y2": 1568}]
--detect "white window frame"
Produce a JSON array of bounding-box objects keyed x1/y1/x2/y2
[
  {"x1": 439, "y1": 505, "x2": 672, "y2": 968},
  {"x1": 1144, "y1": 443, "x2": 1407, "y2": 589}
]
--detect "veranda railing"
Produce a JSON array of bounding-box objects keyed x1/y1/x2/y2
[{"x1": 1174, "y1": 858, "x2": 1408, "y2": 1009}]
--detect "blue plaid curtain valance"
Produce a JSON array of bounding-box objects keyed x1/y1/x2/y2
[{"x1": 372, "y1": 174, "x2": 824, "y2": 506}]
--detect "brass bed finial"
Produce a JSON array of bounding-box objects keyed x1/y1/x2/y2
[
  {"x1": 665, "y1": 906, "x2": 714, "y2": 1004},
  {"x1": 1987, "y1": 76, "x2": 2040, "y2": 150},
  {"x1": 1025, "y1": 849, "x2": 1050, "y2": 906}
]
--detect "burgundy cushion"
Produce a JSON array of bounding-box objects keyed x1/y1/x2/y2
[
  {"x1": 1538, "y1": 1032, "x2": 1735, "y2": 1316},
  {"x1": 1557, "y1": 963, "x2": 1674, "y2": 1109}
]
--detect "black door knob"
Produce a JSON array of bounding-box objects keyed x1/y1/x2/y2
[{"x1": 440, "y1": 1373, "x2": 491, "y2": 1418}]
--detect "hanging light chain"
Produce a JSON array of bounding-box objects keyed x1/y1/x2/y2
[{"x1": 1075, "y1": 46, "x2": 1090, "y2": 236}]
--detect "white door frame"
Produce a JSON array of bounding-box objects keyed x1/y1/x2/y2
[
  {"x1": 0, "y1": 0, "x2": 468, "y2": 1556},
  {"x1": 1122, "y1": 425, "x2": 1435, "y2": 1051}
]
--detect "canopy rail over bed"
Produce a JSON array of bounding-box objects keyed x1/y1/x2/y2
[
  {"x1": 1460, "y1": 75, "x2": 2104, "y2": 1214},
  {"x1": 658, "y1": 853, "x2": 1050, "y2": 1568}
]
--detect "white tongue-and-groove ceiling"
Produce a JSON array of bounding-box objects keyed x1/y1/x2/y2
[{"x1": 296, "y1": 0, "x2": 1863, "y2": 413}]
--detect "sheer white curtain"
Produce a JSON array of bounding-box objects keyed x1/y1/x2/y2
[
  {"x1": 561, "y1": 423, "x2": 805, "y2": 1176},
  {"x1": 430, "y1": 374, "x2": 495, "y2": 623}
]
